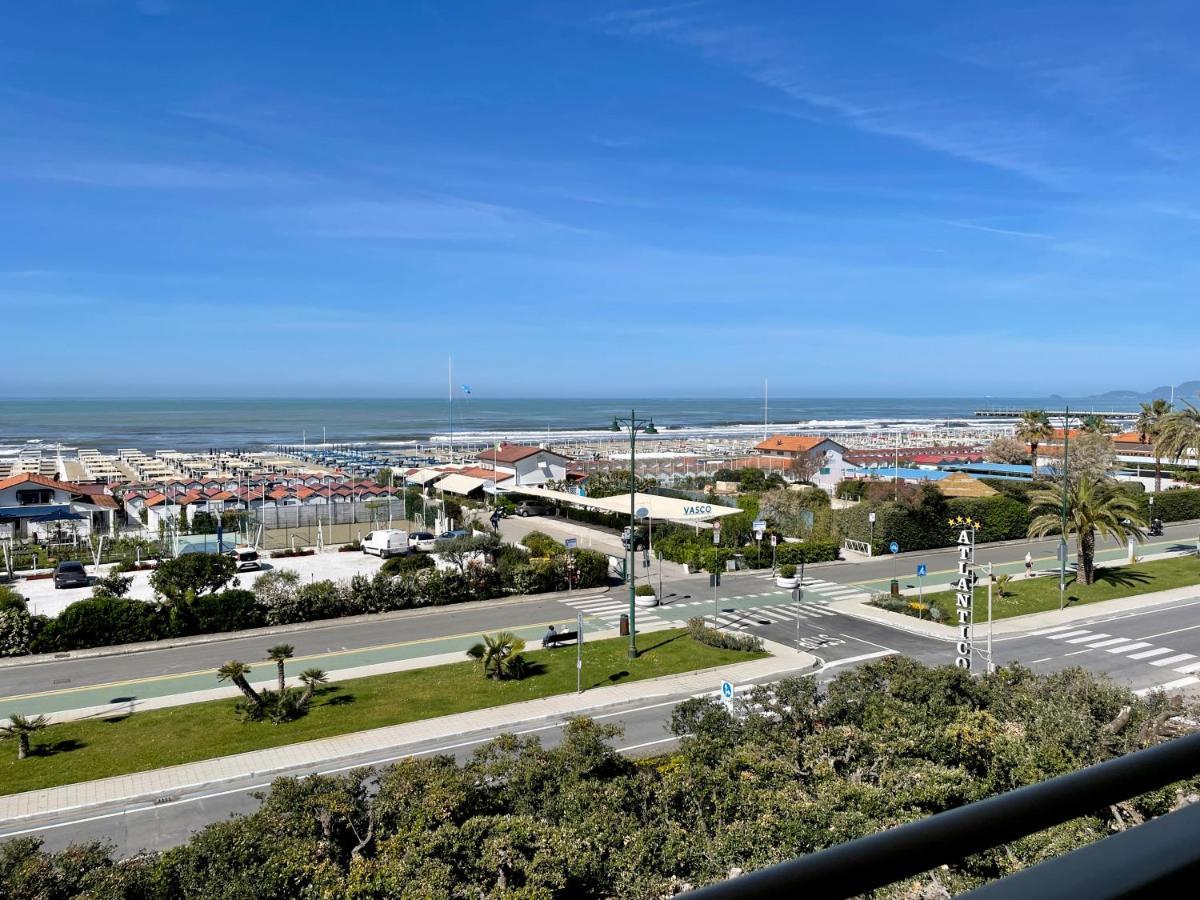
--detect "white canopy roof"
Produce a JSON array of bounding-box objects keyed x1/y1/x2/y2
[
  {"x1": 435, "y1": 473, "x2": 488, "y2": 496},
  {"x1": 504, "y1": 486, "x2": 742, "y2": 524},
  {"x1": 405, "y1": 468, "x2": 447, "y2": 486}
]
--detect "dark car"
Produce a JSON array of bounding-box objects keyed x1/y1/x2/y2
[
  {"x1": 513, "y1": 501, "x2": 553, "y2": 517},
  {"x1": 436, "y1": 529, "x2": 472, "y2": 543},
  {"x1": 53, "y1": 560, "x2": 90, "y2": 590},
  {"x1": 621, "y1": 525, "x2": 648, "y2": 551}
]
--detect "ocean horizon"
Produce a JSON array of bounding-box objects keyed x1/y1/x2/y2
[{"x1": 0, "y1": 396, "x2": 1140, "y2": 455}]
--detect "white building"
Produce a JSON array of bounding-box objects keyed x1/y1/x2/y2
[
  {"x1": 751, "y1": 435, "x2": 855, "y2": 492},
  {"x1": 474, "y1": 443, "x2": 571, "y2": 488},
  {"x1": 0, "y1": 473, "x2": 118, "y2": 540}
]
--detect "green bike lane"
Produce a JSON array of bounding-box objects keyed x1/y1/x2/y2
[
  {"x1": 848, "y1": 536, "x2": 1200, "y2": 595},
  {"x1": 0, "y1": 622, "x2": 562, "y2": 720}
]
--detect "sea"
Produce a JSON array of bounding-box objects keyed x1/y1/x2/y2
[{"x1": 0, "y1": 397, "x2": 1129, "y2": 457}]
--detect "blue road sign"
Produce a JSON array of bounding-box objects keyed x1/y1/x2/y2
[
  {"x1": 564, "y1": 537, "x2": 578, "y2": 549},
  {"x1": 917, "y1": 563, "x2": 927, "y2": 577},
  {"x1": 720, "y1": 680, "x2": 734, "y2": 704},
  {"x1": 889, "y1": 541, "x2": 900, "y2": 554}
]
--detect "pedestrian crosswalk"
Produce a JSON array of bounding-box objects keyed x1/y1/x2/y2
[
  {"x1": 1030, "y1": 625, "x2": 1200, "y2": 676},
  {"x1": 556, "y1": 590, "x2": 841, "y2": 633},
  {"x1": 748, "y1": 574, "x2": 873, "y2": 603}
]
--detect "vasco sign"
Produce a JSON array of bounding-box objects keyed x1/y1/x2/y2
[
  {"x1": 682, "y1": 504, "x2": 713, "y2": 516},
  {"x1": 949, "y1": 516, "x2": 980, "y2": 671}
]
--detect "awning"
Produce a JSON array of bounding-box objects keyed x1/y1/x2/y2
[
  {"x1": 501, "y1": 487, "x2": 743, "y2": 524},
  {"x1": 435, "y1": 473, "x2": 488, "y2": 496},
  {"x1": 405, "y1": 468, "x2": 448, "y2": 486},
  {"x1": 0, "y1": 505, "x2": 84, "y2": 522}
]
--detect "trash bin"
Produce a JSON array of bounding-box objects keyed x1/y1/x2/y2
[
  {"x1": 890, "y1": 579, "x2": 900, "y2": 596},
  {"x1": 619, "y1": 614, "x2": 629, "y2": 636}
]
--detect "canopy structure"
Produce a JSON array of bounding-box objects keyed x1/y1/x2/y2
[
  {"x1": 503, "y1": 486, "x2": 742, "y2": 526},
  {"x1": 435, "y1": 473, "x2": 488, "y2": 496},
  {"x1": 405, "y1": 468, "x2": 447, "y2": 487},
  {"x1": 0, "y1": 505, "x2": 84, "y2": 522}
]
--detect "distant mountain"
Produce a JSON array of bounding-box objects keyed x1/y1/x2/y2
[{"x1": 1050, "y1": 381, "x2": 1200, "y2": 405}]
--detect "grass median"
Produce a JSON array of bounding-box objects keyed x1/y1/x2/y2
[
  {"x1": 913, "y1": 554, "x2": 1200, "y2": 623},
  {"x1": 0, "y1": 629, "x2": 765, "y2": 796}
]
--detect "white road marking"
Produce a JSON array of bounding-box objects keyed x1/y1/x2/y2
[
  {"x1": 1029, "y1": 625, "x2": 1080, "y2": 636},
  {"x1": 1086, "y1": 637, "x2": 1134, "y2": 648},
  {"x1": 1126, "y1": 647, "x2": 1175, "y2": 660},
  {"x1": 1107, "y1": 642, "x2": 1153, "y2": 654},
  {"x1": 1135, "y1": 676, "x2": 1200, "y2": 696},
  {"x1": 1063, "y1": 633, "x2": 1110, "y2": 644},
  {"x1": 1173, "y1": 661, "x2": 1200, "y2": 674},
  {"x1": 1046, "y1": 630, "x2": 1092, "y2": 641},
  {"x1": 1150, "y1": 654, "x2": 1196, "y2": 667}
]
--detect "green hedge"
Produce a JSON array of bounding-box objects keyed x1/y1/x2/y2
[
  {"x1": 837, "y1": 488, "x2": 1034, "y2": 552},
  {"x1": 775, "y1": 541, "x2": 841, "y2": 565},
  {"x1": 1141, "y1": 488, "x2": 1200, "y2": 523}
]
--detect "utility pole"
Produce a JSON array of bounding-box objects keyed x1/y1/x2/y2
[
  {"x1": 611, "y1": 410, "x2": 656, "y2": 658},
  {"x1": 1059, "y1": 405, "x2": 1070, "y2": 611}
]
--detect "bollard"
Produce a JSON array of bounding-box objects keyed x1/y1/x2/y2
[{"x1": 619, "y1": 613, "x2": 629, "y2": 636}]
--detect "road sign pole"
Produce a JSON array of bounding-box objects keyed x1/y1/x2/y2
[
  {"x1": 987, "y1": 560, "x2": 994, "y2": 674},
  {"x1": 576, "y1": 611, "x2": 583, "y2": 693},
  {"x1": 918, "y1": 572, "x2": 924, "y2": 617}
]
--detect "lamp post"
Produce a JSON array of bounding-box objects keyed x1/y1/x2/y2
[
  {"x1": 1059, "y1": 406, "x2": 1071, "y2": 612},
  {"x1": 611, "y1": 410, "x2": 656, "y2": 659}
]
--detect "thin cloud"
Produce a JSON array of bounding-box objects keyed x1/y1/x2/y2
[
  {"x1": 936, "y1": 219, "x2": 1053, "y2": 240},
  {"x1": 15, "y1": 160, "x2": 303, "y2": 190}
]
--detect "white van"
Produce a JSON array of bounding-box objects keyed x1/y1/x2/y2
[{"x1": 362, "y1": 529, "x2": 409, "y2": 558}]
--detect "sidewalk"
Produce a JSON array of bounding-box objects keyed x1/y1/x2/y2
[
  {"x1": 0, "y1": 639, "x2": 816, "y2": 821},
  {"x1": 833, "y1": 551, "x2": 1200, "y2": 641}
]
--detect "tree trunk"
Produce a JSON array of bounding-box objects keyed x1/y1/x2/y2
[
  {"x1": 300, "y1": 685, "x2": 314, "y2": 710},
  {"x1": 276, "y1": 662, "x2": 286, "y2": 694},
  {"x1": 1030, "y1": 442, "x2": 1039, "y2": 478},
  {"x1": 1078, "y1": 528, "x2": 1096, "y2": 585},
  {"x1": 17, "y1": 733, "x2": 29, "y2": 760},
  {"x1": 233, "y1": 675, "x2": 263, "y2": 709},
  {"x1": 1154, "y1": 455, "x2": 1161, "y2": 493}
]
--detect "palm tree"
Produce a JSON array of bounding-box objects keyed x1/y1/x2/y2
[
  {"x1": 298, "y1": 668, "x2": 329, "y2": 710},
  {"x1": 1028, "y1": 474, "x2": 1146, "y2": 585},
  {"x1": 217, "y1": 660, "x2": 263, "y2": 711},
  {"x1": 1015, "y1": 410, "x2": 1053, "y2": 478},
  {"x1": 1, "y1": 713, "x2": 49, "y2": 760},
  {"x1": 266, "y1": 644, "x2": 294, "y2": 693},
  {"x1": 1158, "y1": 400, "x2": 1200, "y2": 480},
  {"x1": 466, "y1": 631, "x2": 526, "y2": 680},
  {"x1": 1135, "y1": 399, "x2": 1173, "y2": 492}
]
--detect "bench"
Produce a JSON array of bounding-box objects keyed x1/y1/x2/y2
[{"x1": 542, "y1": 630, "x2": 578, "y2": 648}]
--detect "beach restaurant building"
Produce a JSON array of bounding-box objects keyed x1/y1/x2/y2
[
  {"x1": 748, "y1": 435, "x2": 855, "y2": 492},
  {"x1": 474, "y1": 443, "x2": 571, "y2": 489},
  {"x1": 0, "y1": 473, "x2": 119, "y2": 541}
]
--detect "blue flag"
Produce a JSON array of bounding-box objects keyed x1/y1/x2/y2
[{"x1": 462, "y1": 385, "x2": 471, "y2": 395}]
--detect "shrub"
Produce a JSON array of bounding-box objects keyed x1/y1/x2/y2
[
  {"x1": 150, "y1": 553, "x2": 236, "y2": 604},
  {"x1": 293, "y1": 580, "x2": 344, "y2": 623},
  {"x1": 520, "y1": 531, "x2": 562, "y2": 558},
  {"x1": 381, "y1": 554, "x2": 434, "y2": 577},
  {"x1": 774, "y1": 541, "x2": 840, "y2": 565},
  {"x1": 0, "y1": 609, "x2": 38, "y2": 656},
  {"x1": 835, "y1": 480, "x2": 868, "y2": 501},
  {"x1": 685, "y1": 617, "x2": 764, "y2": 652},
  {"x1": 347, "y1": 572, "x2": 413, "y2": 614},
  {"x1": 187, "y1": 589, "x2": 266, "y2": 634},
  {"x1": 0, "y1": 584, "x2": 27, "y2": 613},
  {"x1": 32, "y1": 596, "x2": 168, "y2": 653},
  {"x1": 635, "y1": 583, "x2": 656, "y2": 596},
  {"x1": 92, "y1": 569, "x2": 134, "y2": 599},
  {"x1": 777, "y1": 564, "x2": 796, "y2": 579},
  {"x1": 254, "y1": 569, "x2": 303, "y2": 626},
  {"x1": 1144, "y1": 488, "x2": 1200, "y2": 523},
  {"x1": 569, "y1": 549, "x2": 610, "y2": 589}
]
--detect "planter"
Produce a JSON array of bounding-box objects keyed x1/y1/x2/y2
[
  {"x1": 775, "y1": 576, "x2": 799, "y2": 589},
  {"x1": 635, "y1": 593, "x2": 659, "y2": 608}
]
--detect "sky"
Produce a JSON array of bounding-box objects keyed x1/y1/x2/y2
[{"x1": 1, "y1": 0, "x2": 1198, "y2": 398}]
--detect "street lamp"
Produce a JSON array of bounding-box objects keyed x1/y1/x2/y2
[{"x1": 611, "y1": 410, "x2": 655, "y2": 658}]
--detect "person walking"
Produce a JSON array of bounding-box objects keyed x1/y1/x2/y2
[{"x1": 1024, "y1": 551, "x2": 1033, "y2": 579}]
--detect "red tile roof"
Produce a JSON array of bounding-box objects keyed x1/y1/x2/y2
[
  {"x1": 754, "y1": 436, "x2": 828, "y2": 454},
  {"x1": 476, "y1": 443, "x2": 569, "y2": 465},
  {"x1": 0, "y1": 472, "x2": 84, "y2": 494}
]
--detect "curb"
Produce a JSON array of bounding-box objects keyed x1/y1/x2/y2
[{"x1": 0, "y1": 585, "x2": 613, "y2": 669}]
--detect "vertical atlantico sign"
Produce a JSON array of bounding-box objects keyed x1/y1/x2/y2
[{"x1": 949, "y1": 516, "x2": 980, "y2": 670}]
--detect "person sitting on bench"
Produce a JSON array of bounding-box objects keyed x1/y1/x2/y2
[{"x1": 543, "y1": 625, "x2": 557, "y2": 647}]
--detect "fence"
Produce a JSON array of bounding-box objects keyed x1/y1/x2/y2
[
  {"x1": 248, "y1": 500, "x2": 428, "y2": 551},
  {"x1": 842, "y1": 538, "x2": 872, "y2": 557}
]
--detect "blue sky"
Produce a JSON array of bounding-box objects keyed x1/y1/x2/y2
[{"x1": 2, "y1": 0, "x2": 1198, "y2": 398}]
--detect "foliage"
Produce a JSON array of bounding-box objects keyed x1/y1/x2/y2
[
  {"x1": 985, "y1": 435, "x2": 1030, "y2": 464},
  {"x1": 0, "y1": 609, "x2": 40, "y2": 657},
  {"x1": 635, "y1": 583, "x2": 656, "y2": 596},
  {"x1": 466, "y1": 631, "x2": 529, "y2": 680},
  {"x1": 1029, "y1": 475, "x2": 1145, "y2": 585},
  {"x1": 436, "y1": 534, "x2": 500, "y2": 574},
  {"x1": 1158, "y1": 400, "x2": 1200, "y2": 469},
  {"x1": 684, "y1": 617, "x2": 765, "y2": 652},
  {"x1": 32, "y1": 595, "x2": 169, "y2": 653},
  {"x1": 520, "y1": 530, "x2": 564, "y2": 557},
  {"x1": 835, "y1": 479, "x2": 868, "y2": 500},
  {"x1": 582, "y1": 469, "x2": 659, "y2": 498},
  {"x1": 759, "y1": 487, "x2": 827, "y2": 537},
  {"x1": 1044, "y1": 431, "x2": 1116, "y2": 487},
  {"x1": 1142, "y1": 487, "x2": 1200, "y2": 522},
  {"x1": 774, "y1": 541, "x2": 840, "y2": 565},
  {"x1": 0, "y1": 714, "x2": 49, "y2": 760},
  {"x1": 380, "y1": 553, "x2": 434, "y2": 576},
  {"x1": 185, "y1": 589, "x2": 266, "y2": 634},
  {"x1": 149, "y1": 553, "x2": 236, "y2": 605},
  {"x1": 0, "y1": 584, "x2": 27, "y2": 613},
  {"x1": 777, "y1": 563, "x2": 796, "y2": 578},
  {"x1": 91, "y1": 569, "x2": 133, "y2": 599},
  {"x1": 1015, "y1": 409, "x2": 1053, "y2": 478}
]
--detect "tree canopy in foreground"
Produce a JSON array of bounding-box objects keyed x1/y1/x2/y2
[{"x1": 3, "y1": 657, "x2": 1198, "y2": 899}]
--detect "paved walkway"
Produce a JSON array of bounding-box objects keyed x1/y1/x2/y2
[{"x1": 0, "y1": 640, "x2": 815, "y2": 821}]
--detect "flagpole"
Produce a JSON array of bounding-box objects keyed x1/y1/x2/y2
[{"x1": 448, "y1": 356, "x2": 453, "y2": 464}]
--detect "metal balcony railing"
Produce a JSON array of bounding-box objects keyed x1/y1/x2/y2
[{"x1": 686, "y1": 730, "x2": 1200, "y2": 899}]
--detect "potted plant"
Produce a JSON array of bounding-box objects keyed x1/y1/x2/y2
[
  {"x1": 775, "y1": 563, "x2": 799, "y2": 589},
  {"x1": 635, "y1": 583, "x2": 658, "y2": 608}
]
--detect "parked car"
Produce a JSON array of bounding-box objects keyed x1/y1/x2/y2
[
  {"x1": 362, "y1": 529, "x2": 410, "y2": 558},
  {"x1": 230, "y1": 547, "x2": 261, "y2": 572},
  {"x1": 621, "y1": 525, "x2": 648, "y2": 551},
  {"x1": 408, "y1": 531, "x2": 438, "y2": 552},
  {"x1": 436, "y1": 529, "x2": 472, "y2": 543},
  {"x1": 513, "y1": 501, "x2": 553, "y2": 517},
  {"x1": 53, "y1": 560, "x2": 90, "y2": 590}
]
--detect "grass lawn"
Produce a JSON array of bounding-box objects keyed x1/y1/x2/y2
[
  {"x1": 911, "y1": 554, "x2": 1200, "y2": 623},
  {"x1": 0, "y1": 629, "x2": 764, "y2": 796}
]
